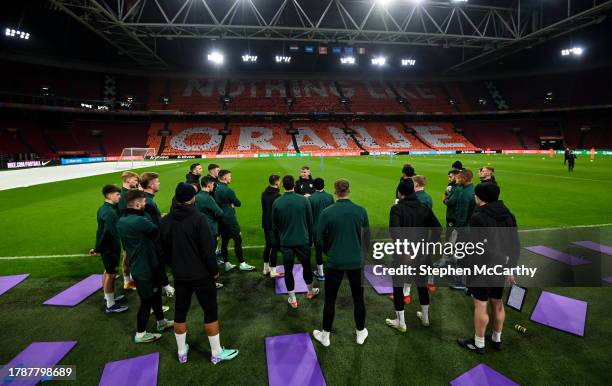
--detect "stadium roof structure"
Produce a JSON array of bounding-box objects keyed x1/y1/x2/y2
[{"x1": 48, "y1": 0, "x2": 612, "y2": 72}]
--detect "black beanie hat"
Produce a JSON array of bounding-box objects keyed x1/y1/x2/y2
[
  {"x1": 397, "y1": 179, "x2": 415, "y2": 196},
  {"x1": 475, "y1": 182, "x2": 500, "y2": 203},
  {"x1": 175, "y1": 182, "x2": 196, "y2": 203}
]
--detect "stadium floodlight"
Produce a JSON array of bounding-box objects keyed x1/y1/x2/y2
[
  {"x1": 242, "y1": 54, "x2": 257, "y2": 63},
  {"x1": 275, "y1": 55, "x2": 291, "y2": 63},
  {"x1": 376, "y1": 0, "x2": 394, "y2": 6},
  {"x1": 5, "y1": 28, "x2": 30, "y2": 40},
  {"x1": 561, "y1": 47, "x2": 583, "y2": 56},
  {"x1": 340, "y1": 56, "x2": 356, "y2": 65},
  {"x1": 207, "y1": 51, "x2": 224, "y2": 65},
  {"x1": 371, "y1": 56, "x2": 386, "y2": 66},
  {"x1": 451, "y1": 0, "x2": 468, "y2": 3},
  {"x1": 401, "y1": 58, "x2": 416, "y2": 66}
]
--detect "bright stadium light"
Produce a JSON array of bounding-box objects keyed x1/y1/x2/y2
[
  {"x1": 207, "y1": 51, "x2": 224, "y2": 65},
  {"x1": 242, "y1": 54, "x2": 258, "y2": 63},
  {"x1": 275, "y1": 55, "x2": 291, "y2": 63},
  {"x1": 377, "y1": 0, "x2": 395, "y2": 6},
  {"x1": 451, "y1": 0, "x2": 468, "y2": 3},
  {"x1": 340, "y1": 56, "x2": 356, "y2": 65},
  {"x1": 5, "y1": 27, "x2": 30, "y2": 40},
  {"x1": 561, "y1": 47, "x2": 584, "y2": 56},
  {"x1": 401, "y1": 58, "x2": 416, "y2": 66},
  {"x1": 371, "y1": 56, "x2": 386, "y2": 66}
]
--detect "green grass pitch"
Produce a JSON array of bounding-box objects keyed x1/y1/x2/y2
[{"x1": 1, "y1": 154, "x2": 611, "y2": 385}]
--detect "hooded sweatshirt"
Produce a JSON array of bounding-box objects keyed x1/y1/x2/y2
[{"x1": 160, "y1": 203, "x2": 218, "y2": 284}]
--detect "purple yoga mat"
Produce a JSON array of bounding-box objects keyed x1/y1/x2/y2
[
  {"x1": 524, "y1": 246, "x2": 591, "y2": 266},
  {"x1": 0, "y1": 274, "x2": 29, "y2": 296},
  {"x1": 265, "y1": 333, "x2": 326, "y2": 386},
  {"x1": 275, "y1": 265, "x2": 308, "y2": 294},
  {"x1": 530, "y1": 291, "x2": 588, "y2": 336},
  {"x1": 363, "y1": 264, "x2": 393, "y2": 295},
  {"x1": 43, "y1": 274, "x2": 103, "y2": 307},
  {"x1": 99, "y1": 352, "x2": 159, "y2": 386},
  {"x1": 0, "y1": 341, "x2": 77, "y2": 386},
  {"x1": 450, "y1": 364, "x2": 519, "y2": 386},
  {"x1": 572, "y1": 240, "x2": 612, "y2": 256},
  {"x1": 603, "y1": 276, "x2": 612, "y2": 284}
]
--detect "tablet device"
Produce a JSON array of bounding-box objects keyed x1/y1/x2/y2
[{"x1": 506, "y1": 284, "x2": 528, "y2": 312}]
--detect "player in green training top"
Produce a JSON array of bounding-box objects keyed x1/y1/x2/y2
[
  {"x1": 90, "y1": 184, "x2": 128, "y2": 314},
  {"x1": 117, "y1": 190, "x2": 174, "y2": 344},
  {"x1": 118, "y1": 171, "x2": 140, "y2": 291},
  {"x1": 272, "y1": 175, "x2": 319, "y2": 309},
  {"x1": 412, "y1": 175, "x2": 433, "y2": 209},
  {"x1": 308, "y1": 178, "x2": 334, "y2": 281},
  {"x1": 214, "y1": 170, "x2": 256, "y2": 272},
  {"x1": 196, "y1": 176, "x2": 225, "y2": 289}
]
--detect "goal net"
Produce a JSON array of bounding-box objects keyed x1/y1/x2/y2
[{"x1": 116, "y1": 147, "x2": 158, "y2": 168}]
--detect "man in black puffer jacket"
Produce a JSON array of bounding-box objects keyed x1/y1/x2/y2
[
  {"x1": 458, "y1": 182, "x2": 520, "y2": 355},
  {"x1": 160, "y1": 182, "x2": 238, "y2": 365},
  {"x1": 385, "y1": 181, "x2": 442, "y2": 333}
]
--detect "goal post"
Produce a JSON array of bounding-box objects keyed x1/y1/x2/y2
[{"x1": 116, "y1": 147, "x2": 158, "y2": 168}]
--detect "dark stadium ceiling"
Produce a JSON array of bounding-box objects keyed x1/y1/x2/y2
[{"x1": 1, "y1": 0, "x2": 612, "y2": 76}]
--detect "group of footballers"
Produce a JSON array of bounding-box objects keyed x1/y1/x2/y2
[{"x1": 91, "y1": 158, "x2": 517, "y2": 365}]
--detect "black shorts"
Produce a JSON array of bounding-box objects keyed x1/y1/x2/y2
[
  {"x1": 469, "y1": 286, "x2": 504, "y2": 302},
  {"x1": 263, "y1": 229, "x2": 277, "y2": 245},
  {"x1": 133, "y1": 267, "x2": 162, "y2": 299},
  {"x1": 174, "y1": 280, "x2": 218, "y2": 324},
  {"x1": 101, "y1": 253, "x2": 120, "y2": 275}
]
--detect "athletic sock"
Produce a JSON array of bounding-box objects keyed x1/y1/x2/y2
[
  {"x1": 288, "y1": 291, "x2": 296, "y2": 303},
  {"x1": 427, "y1": 276, "x2": 435, "y2": 285},
  {"x1": 225, "y1": 262, "x2": 232, "y2": 270},
  {"x1": 175, "y1": 332, "x2": 187, "y2": 355},
  {"x1": 123, "y1": 275, "x2": 131, "y2": 284},
  {"x1": 403, "y1": 283, "x2": 411, "y2": 297},
  {"x1": 420, "y1": 305, "x2": 429, "y2": 324},
  {"x1": 104, "y1": 293, "x2": 115, "y2": 308},
  {"x1": 208, "y1": 333, "x2": 222, "y2": 357},
  {"x1": 474, "y1": 335, "x2": 485, "y2": 349},
  {"x1": 492, "y1": 330, "x2": 502, "y2": 343},
  {"x1": 271, "y1": 266, "x2": 277, "y2": 274},
  {"x1": 264, "y1": 262, "x2": 270, "y2": 271},
  {"x1": 163, "y1": 285, "x2": 173, "y2": 292},
  {"x1": 396, "y1": 311, "x2": 406, "y2": 328},
  {"x1": 136, "y1": 331, "x2": 146, "y2": 339},
  {"x1": 317, "y1": 265, "x2": 324, "y2": 276}
]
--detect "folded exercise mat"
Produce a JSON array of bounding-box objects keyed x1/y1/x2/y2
[
  {"x1": 43, "y1": 274, "x2": 103, "y2": 306},
  {"x1": 0, "y1": 274, "x2": 29, "y2": 296},
  {"x1": 450, "y1": 363, "x2": 519, "y2": 386},
  {"x1": 524, "y1": 246, "x2": 590, "y2": 266},
  {"x1": 571, "y1": 240, "x2": 612, "y2": 256},
  {"x1": 0, "y1": 341, "x2": 77, "y2": 386},
  {"x1": 363, "y1": 265, "x2": 393, "y2": 295},
  {"x1": 99, "y1": 352, "x2": 159, "y2": 386},
  {"x1": 274, "y1": 265, "x2": 308, "y2": 294},
  {"x1": 530, "y1": 291, "x2": 588, "y2": 336},
  {"x1": 265, "y1": 333, "x2": 326, "y2": 386},
  {"x1": 603, "y1": 276, "x2": 612, "y2": 284}
]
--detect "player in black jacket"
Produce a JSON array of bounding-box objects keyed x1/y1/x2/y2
[
  {"x1": 295, "y1": 166, "x2": 315, "y2": 196},
  {"x1": 458, "y1": 182, "x2": 520, "y2": 355},
  {"x1": 385, "y1": 181, "x2": 442, "y2": 333},
  {"x1": 261, "y1": 175, "x2": 284, "y2": 278},
  {"x1": 160, "y1": 183, "x2": 238, "y2": 365}
]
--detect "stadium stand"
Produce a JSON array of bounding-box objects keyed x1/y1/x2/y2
[
  {"x1": 149, "y1": 78, "x2": 223, "y2": 112},
  {"x1": 292, "y1": 122, "x2": 361, "y2": 154},
  {"x1": 338, "y1": 81, "x2": 406, "y2": 113},
  {"x1": 409, "y1": 122, "x2": 479, "y2": 150},
  {"x1": 224, "y1": 123, "x2": 295, "y2": 154},
  {"x1": 227, "y1": 80, "x2": 288, "y2": 113},
  {"x1": 390, "y1": 82, "x2": 457, "y2": 113},
  {"x1": 347, "y1": 122, "x2": 431, "y2": 152},
  {"x1": 153, "y1": 122, "x2": 224, "y2": 156},
  {"x1": 290, "y1": 80, "x2": 345, "y2": 113}
]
